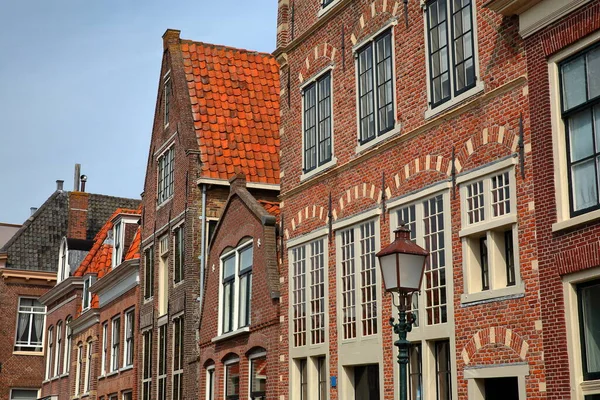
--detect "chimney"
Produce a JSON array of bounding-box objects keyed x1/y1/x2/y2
[
  {"x1": 163, "y1": 29, "x2": 181, "y2": 50},
  {"x1": 67, "y1": 191, "x2": 90, "y2": 240},
  {"x1": 30, "y1": 207, "x2": 38, "y2": 216},
  {"x1": 73, "y1": 164, "x2": 81, "y2": 192},
  {"x1": 56, "y1": 180, "x2": 64, "y2": 192}
]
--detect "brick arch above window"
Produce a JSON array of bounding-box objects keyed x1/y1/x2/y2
[
  {"x1": 298, "y1": 43, "x2": 340, "y2": 84},
  {"x1": 459, "y1": 125, "x2": 525, "y2": 168},
  {"x1": 392, "y1": 155, "x2": 452, "y2": 191},
  {"x1": 221, "y1": 352, "x2": 240, "y2": 364},
  {"x1": 460, "y1": 327, "x2": 530, "y2": 366},
  {"x1": 203, "y1": 358, "x2": 216, "y2": 369},
  {"x1": 245, "y1": 345, "x2": 267, "y2": 358},
  {"x1": 349, "y1": 0, "x2": 404, "y2": 46},
  {"x1": 332, "y1": 182, "x2": 388, "y2": 221},
  {"x1": 289, "y1": 203, "x2": 329, "y2": 234}
]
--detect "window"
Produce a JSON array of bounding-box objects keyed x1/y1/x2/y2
[
  {"x1": 225, "y1": 360, "x2": 240, "y2": 400},
  {"x1": 57, "y1": 238, "x2": 69, "y2": 283},
  {"x1": 142, "y1": 331, "x2": 153, "y2": 400},
  {"x1": 111, "y1": 317, "x2": 120, "y2": 372},
  {"x1": 174, "y1": 226, "x2": 184, "y2": 283},
  {"x1": 321, "y1": 0, "x2": 334, "y2": 7},
  {"x1": 84, "y1": 340, "x2": 92, "y2": 393},
  {"x1": 435, "y1": 341, "x2": 451, "y2": 400},
  {"x1": 303, "y1": 72, "x2": 332, "y2": 173},
  {"x1": 158, "y1": 236, "x2": 169, "y2": 316},
  {"x1": 578, "y1": 279, "x2": 600, "y2": 381},
  {"x1": 291, "y1": 238, "x2": 326, "y2": 347},
  {"x1": 173, "y1": 316, "x2": 184, "y2": 400},
  {"x1": 64, "y1": 317, "x2": 72, "y2": 374},
  {"x1": 158, "y1": 324, "x2": 167, "y2": 400},
  {"x1": 220, "y1": 242, "x2": 253, "y2": 334},
  {"x1": 338, "y1": 220, "x2": 378, "y2": 340},
  {"x1": 206, "y1": 365, "x2": 215, "y2": 400},
  {"x1": 45, "y1": 326, "x2": 53, "y2": 379},
  {"x1": 14, "y1": 298, "x2": 45, "y2": 352},
  {"x1": 9, "y1": 389, "x2": 39, "y2": 400},
  {"x1": 144, "y1": 246, "x2": 154, "y2": 299},
  {"x1": 396, "y1": 194, "x2": 448, "y2": 326},
  {"x1": 101, "y1": 323, "x2": 108, "y2": 375},
  {"x1": 299, "y1": 359, "x2": 307, "y2": 400},
  {"x1": 113, "y1": 221, "x2": 124, "y2": 267},
  {"x1": 157, "y1": 146, "x2": 175, "y2": 204},
  {"x1": 75, "y1": 344, "x2": 83, "y2": 395},
  {"x1": 408, "y1": 344, "x2": 422, "y2": 400},
  {"x1": 426, "y1": 0, "x2": 477, "y2": 108},
  {"x1": 317, "y1": 356, "x2": 327, "y2": 400},
  {"x1": 54, "y1": 321, "x2": 62, "y2": 377},
  {"x1": 357, "y1": 30, "x2": 394, "y2": 144},
  {"x1": 559, "y1": 44, "x2": 600, "y2": 216},
  {"x1": 122, "y1": 392, "x2": 133, "y2": 400},
  {"x1": 250, "y1": 354, "x2": 267, "y2": 400},
  {"x1": 82, "y1": 276, "x2": 93, "y2": 311},
  {"x1": 164, "y1": 76, "x2": 172, "y2": 126},
  {"x1": 460, "y1": 167, "x2": 519, "y2": 298},
  {"x1": 124, "y1": 309, "x2": 134, "y2": 367}
]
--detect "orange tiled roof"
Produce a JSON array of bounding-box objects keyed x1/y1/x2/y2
[
  {"x1": 181, "y1": 40, "x2": 280, "y2": 185},
  {"x1": 124, "y1": 227, "x2": 141, "y2": 260},
  {"x1": 74, "y1": 208, "x2": 140, "y2": 278},
  {"x1": 258, "y1": 200, "x2": 280, "y2": 217}
]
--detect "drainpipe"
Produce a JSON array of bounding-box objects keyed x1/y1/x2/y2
[{"x1": 198, "y1": 184, "x2": 207, "y2": 311}]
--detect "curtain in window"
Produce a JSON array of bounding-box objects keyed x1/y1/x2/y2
[
  {"x1": 582, "y1": 284, "x2": 600, "y2": 374},
  {"x1": 33, "y1": 313, "x2": 44, "y2": 345},
  {"x1": 17, "y1": 312, "x2": 29, "y2": 343}
]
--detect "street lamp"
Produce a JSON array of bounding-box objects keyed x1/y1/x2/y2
[{"x1": 376, "y1": 222, "x2": 429, "y2": 400}]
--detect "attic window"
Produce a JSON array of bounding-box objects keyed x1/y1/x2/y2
[
  {"x1": 113, "y1": 221, "x2": 123, "y2": 268},
  {"x1": 82, "y1": 276, "x2": 95, "y2": 311},
  {"x1": 164, "y1": 74, "x2": 172, "y2": 127},
  {"x1": 157, "y1": 146, "x2": 175, "y2": 205}
]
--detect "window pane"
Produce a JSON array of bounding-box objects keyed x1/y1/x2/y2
[
  {"x1": 304, "y1": 83, "x2": 317, "y2": 171},
  {"x1": 224, "y1": 255, "x2": 236, "y2": 279},
  {"x1": 562, "y1": 55, "x2": 587, "y2": 111},
  {"x1": 299, "y1": 359, "x2": 308, "y2": 400},
  {"x1": 435, "y1": 341, "x2": 451, "y2": 400},
  {"x1": 452, "y1": 0, "x2": 475, "y2": 92},
  {"x1": 360, "y1": 221, "x2": 377, "y2": 336},
  {"x1": 223, "y1": 282, "x2": 233, "y2": 332},
  {"x1": 226, "y1": 362, "x2": 240, "y2": 397},
  {"x1": 428, "y1": 0, "x2": 451, "y2": 105},
  {"x1": 238, "y1": 273, "x2": 251, "y2": 327},
  {"x1": 569, "y1": 109, "x2": 594, "y2": 162},
  {"x1": 580, "y1": 281, "x2": 600, "y2": 377},
  {"x1": 240, "y1": 245, "x2": 253, "y2": 271},
  {"x1": 341, "y1": 229, "x2": 356, "y2": 339},
  {"x1": 317, "y1": 73, "x2": 332, "y2": 165},
  {"x1": 292, "y1": 246, "x2": 307, "y2": 347},
  {"x1": 358, "y1": 44, "x2": 375, "y2": 142},
  {"x1": 10, "y1": 389, "x2": 38, "y2": 400},
  {"x1": 318, "y1": 356, "x2": 327, "y2": 400},
  {"x1": 408, "y1": 344, "x2": 422, "y2": 400},
  {"x1": 310, "y1": 240, "x2": 326, "y2": 345},
  {"x1": 572, "y1": 159, "x2": 598, "y2": 211},
  {"x1": 588, "y1": 47, "x2": 600, "y2": 100},
  {"x1": 251, "y1": 356, "x2": 267, "y2": 398}
]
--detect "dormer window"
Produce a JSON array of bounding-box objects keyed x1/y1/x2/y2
[
  {"x1": 57, "y1": 238, "x2": 69, "y2": 283},
  {"x1": 114, "y1": 221, "x2": 123, "y2": 267},
  {"x1": 82, "y1": 276, "x2": 95, "y2": 311},
  {"x1": 111, "y1": 214, "x2": 141, "y2": 268}
]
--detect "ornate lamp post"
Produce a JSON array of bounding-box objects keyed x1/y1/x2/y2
[{"x1": 376, "y1": 223, "x2": 429, "y2": 400}]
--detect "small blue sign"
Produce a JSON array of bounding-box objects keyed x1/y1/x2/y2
[{"x1": 330, "y1": 376, "x2": 337, "y2": 388}]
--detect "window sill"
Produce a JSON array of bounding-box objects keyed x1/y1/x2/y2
[
  {"x1": 459, "y1": 215, "x2": 517, "y2": 238},
  {"x1": 106, "y1": 370, "x2": 119, "y2": 377},
  {"x1": 552, "y1": 209, "x2": 600, "y2": 232},
  {"x1": 98, "y1": 374, "x2": 105, "y2": 380},
  {"x1": 173, "y1": 279, "x2": 185, "y2": 289},
  {"x1": 581, "y1": 378, "x2": 600, "y2": 392},
  {"x1": 13, "y1": 350, "x2": 44, "y2": 356},
  {"x1": 42, "y1": 379, "x2": 50, "y2": 384},
  {"x1": 50, "y1": 376, "x2": 60, "y2": 381},
  {"x1": 317, "y1": 0, "x2": 341, "y2": 18},
  {"x1": 60, "y1": 373, "x2": 69, "y2": 378},
  {"x1": 461, "y1": 283, "x2": 525, "y2": 306},
  {"x1": 143, "y1": 296, "x2": 153, "y2": 304},
  {"x1": 81, "y1": 394, "x2": 90, "y2": 399},
  {"x1": 212, "y1": 327, "x2": 250, "y2": 343},
  {"x1": 300, "y1": 158, "x2": 338, "y2": 182},
  {"x1": 424, "y1": 81, "x2": 485, "y2": 120},
  {"x1": 120, "y1": 365, "x2": 133, "y2": 372},
  {"x1": 156, "y1": 196, "x2": 173, "y2": 211},
  {"x1": 355, "y1": 124, "x2": 402, "y2": 155}
]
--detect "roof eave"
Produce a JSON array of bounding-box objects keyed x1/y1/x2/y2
[{"x1": 197, "y1": 177, "x2": 280, "y2": 192}]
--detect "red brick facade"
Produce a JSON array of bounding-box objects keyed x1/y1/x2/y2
[{"x1": 275, "y1": 0, "x2": 545, "y2": 399}]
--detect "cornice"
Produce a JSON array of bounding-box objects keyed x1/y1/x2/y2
[
  {"x1": 89, "y1": 258, "x2": 139, "y2": 295},
  {"x1": 39, "y1": 276, "x2": 84, "y2": 306},
  {"x1": 280, "y1": 75, "x2": 528, "y2": 199},
  {"x1": 70, "y1": 309, "x2": 100, "y2": 336},
  {"x1": 0, "y1": 267, "x2": 57, "y2": 287}
]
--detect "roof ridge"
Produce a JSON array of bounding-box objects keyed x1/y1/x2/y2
[{"x1": 180, "y1": 39, "x2": 275, "y2": 59}]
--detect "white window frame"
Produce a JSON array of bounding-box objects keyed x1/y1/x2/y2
[
  {"x1": 82, "y1": 276, "x2": 94, "y2": 311},
  {"x1": 45, "y1": 326, "x2": 53, "y2": 380},
  {"x1": 14, "y1": 297, "x2": 45, "y2": 353},
  {"x1": 123, "y1": 309, "x2": 134, "y2": 368},
  {"x1": 144, "y1": 244, "x2": 155, "y2": 301},
  {"x1": 101, "y1": 322, "x2": 108, "y2": 375},
  {"x1": 248, "y1": 350, "x2": 267, "y2": 400},
  {"x1": 63, "y1": 317, "x2": 72, "y2": 374},
  {"x1": 423, "y1": 0, "x2": 484, "y2": 119},
  {"x1": 113, "y1": 221, "x2": 123, "y2": 268},
  {"x1": 353, "y1": 22, "x2": 400, "y2": 154},
  {"x1": 75, "y1": 344, "x2": 83, "y2": 395},
  {"x1": 172, "y1": 315, "x2": 184, "y2": 400},
  {"x1": 57, "y1": 237, "x2": 69, "y2": 283},
  {"x1": 464, "y1": 364, "x2": 529, "y2": 399},
  {"x1": 564, "y1": 266, "x2": 600, "y2": 398},
  {"x1": 54, "y1": 321, "x2": 62, "y2": 377},
  {"x1": 157, "y1": 145, "x2": 175, "y2": 206},
  {"x1": 173, "y1": 224, "x2": 185, "y2": 285},
  {"x1": 458, "y1": 158, "x2": 523, "y2": 303},
  {"x1": 289, "y1": 235, "x2": 329, "y2": 349},
  {"x1": 84, "y1": 339, "x2": 92, "y2": 393},
  {"x1": 158, "y1": 235, "x2": 169, "y2": 316},
  {"x1": 300, "y1": 67, "x2": 337, "y2": 181},
  {"x1": 549, "y1": 30, "x2": 600, "y2": 232},
  {"x1": 217, "y1": 240, "x2": 254, "y2": 337},
  {"x1": 142, "y1": 330, "x2": 153, "y2": 400},
  {"x1": 111, "y1": 317, "x2": 120, "y2": 372},
  {"x1": 205, "y1": 364, "x2": 216, "y2": 400},
  {"x1": 9, "y1": 388, "x2": 40, "y2": 400},
  {"x1": 224, "y1": 357, "x2": 241, "y2": 400}
]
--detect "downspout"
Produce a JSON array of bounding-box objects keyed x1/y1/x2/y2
[{"x1": 198, "y1": 184, "x2": 207, "y2": 312}]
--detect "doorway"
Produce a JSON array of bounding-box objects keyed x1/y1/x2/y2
[
  {"x1": 354, "y1": 364, "x2": 380, "y2": 400},
  {"x1": 484, "y1": 377, "x2": 519, "y2": 400}
]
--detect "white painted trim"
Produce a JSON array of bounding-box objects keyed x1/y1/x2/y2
[
  {"x1": 548, "y1": 30, "x2": 600, "y2": 228},
  {"x1": 331, "y1": 206, "x2": 381, "y2": 230},
  {"x1": 424, "y1": 82, "x2": 485, "y2": 119},
  {"x1": 351, "y1": 18, "x2": 399, "y2": 53},
  {"x1": 519, "y1": 0, "x2": 591, "y2": 38},
  {"x1": 465, "y1": 364, "x2": 529, "y2": 399},
  {"x1": 387, "y1": 181, "x2": 452, "y2": 209},
  {"x1": 456, "y1": 157, "x2": 518, "y2": 184},
  {"x1": 196, "y1": 177, "x2": 280, "y2": 191},
  {"x1": 299, "y1": 64, "x2": 335, "y2": 91},
  {"x1": 154, "y1": 134, "x2": 177, "y2": 158},
  {"x1": 300, "y1": 157, "x2": 338, "y2": 182},
  {"x1": 317, "y1": 0, "x2": 341, "y2": 18},
  {"x1": 460, "y1": 282, "x2": 525, "y2": 304},
  {"x1": 459, "y1": 214, "x2": 517, "y2": 237},
  {"x1": 354, "y1": 124, "x2": 402, "y2": 154},
  {"x1": 286, "y1": 227, "x2": 328, "y2": 248}
]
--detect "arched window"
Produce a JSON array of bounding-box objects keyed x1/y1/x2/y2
[
  {"x1": 57, "y1": 238, "x2": 69, "y2": 283},
  {"x1": 63, "y1": 316, "x2": 72, "y2": 374},
  {"x1": 84, "y1": 339, "x2": 92, "y2": 393},
  {"x1": 248, "y1": 348, "x2": 267, "y2": 400},
  {"x1": 204, "y1": 360, "x2": 215, "y2": 400},
  {"x1": 223, "y1": 354, "x2": 240, "y2": 400},
  {"x1": 75, "y1": 342, "x2": 83, "y2": 395},
  {"x1": 54, "y1": 321, "x2": 62, "y2": 377},
  {"x1": 45, "y1": 326, "x2": 54, "y2": 379}
]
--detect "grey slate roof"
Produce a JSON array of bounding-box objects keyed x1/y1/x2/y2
[{"x1": 1, "y1": 191, "x2": 140, "y2": 272}]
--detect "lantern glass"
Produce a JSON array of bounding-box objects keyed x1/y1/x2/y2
[{"x1": 378, "y1": 252, "x2": 426, "y2": 293}]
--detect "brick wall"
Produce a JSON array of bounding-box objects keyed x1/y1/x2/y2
[
  {"x1": 276, "y1": 0, "x2": 545, "y2": 399},
  {"x1": 526, "y1": 2, "x2": 600, "y2": 399},
  {"x1": 68, "y1": 193, "x2": 90, "y2": 241}
]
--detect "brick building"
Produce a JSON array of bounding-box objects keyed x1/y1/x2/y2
[
  {"x1": 39, "y1": 207, "x2": 142, "y2": 400},
  {"x1": 198, "y1": 175, "x2": 281, "y2": 400},
  {"x1": 0, "y1": 178, "x2": 139, "y2": 400},
  {"x1": 484, "y1": 0, "x2": 600, "y2": 398},
  {"x1": 138, "y1": 30, "x2": 279, "y2": 400},
  {"x1": 274, "y1": 0, "x2": 545, "y2": 399}
]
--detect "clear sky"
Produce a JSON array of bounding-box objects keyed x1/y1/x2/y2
[{"x1": 0, "y1": 0, "x2": 277, "y2": 224}]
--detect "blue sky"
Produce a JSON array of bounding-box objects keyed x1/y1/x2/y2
[{"x1": 0, "y1": 0, "x2": 277, "y2": 224}]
